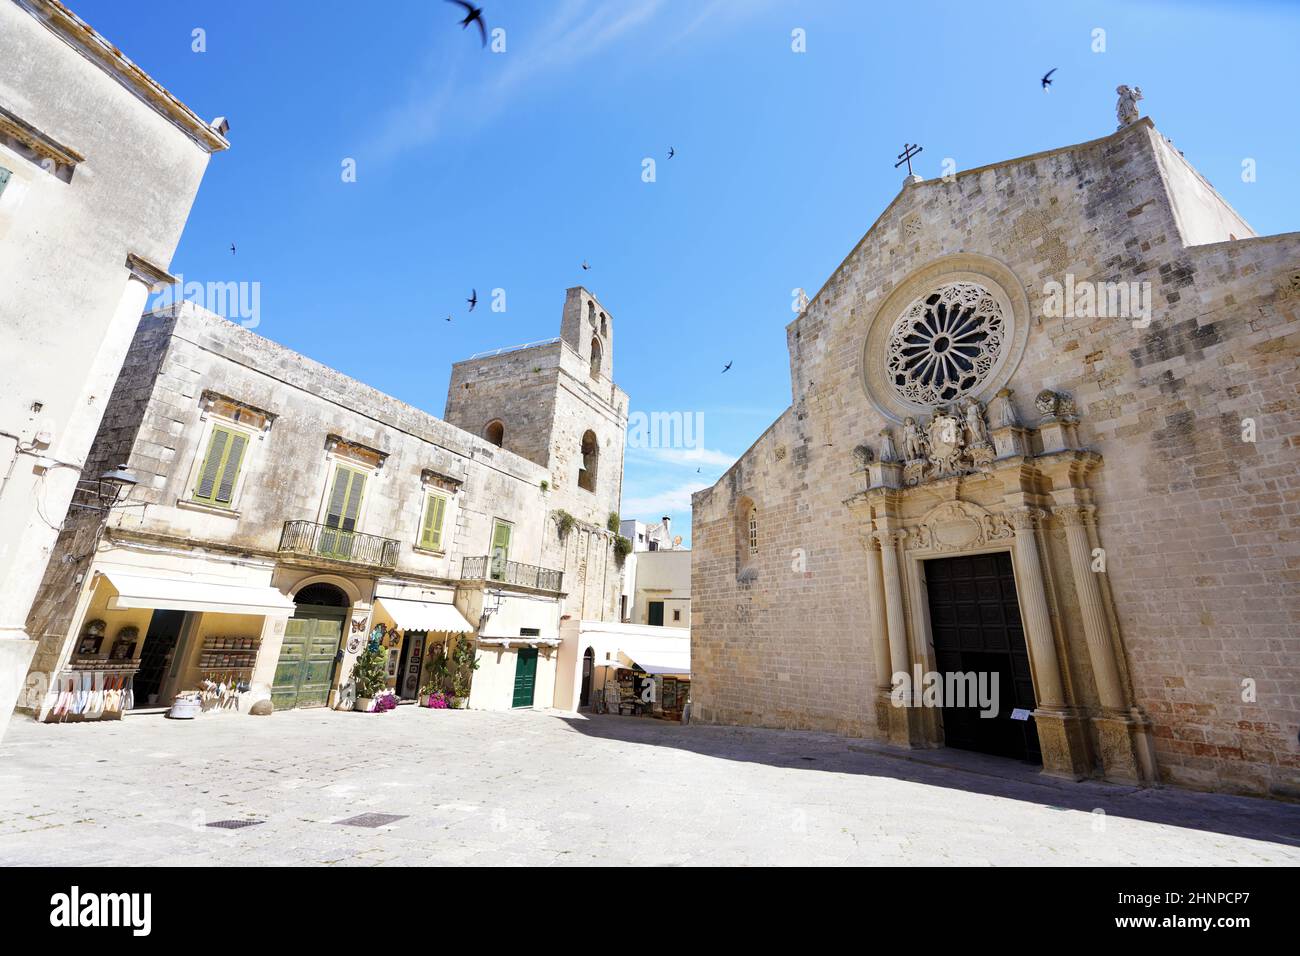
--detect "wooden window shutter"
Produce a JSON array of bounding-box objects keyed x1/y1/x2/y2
[
  {"x1": 326, "y1": 466, "x2": 366, "y2": 531},
  {"x1": 420, "y1": 494, "x2": 447, "y2": 550},
  {"x1": 194, "y1": 427, "x2": 231, "y2": 503},
  {"x1": 214, "y1": 432, "x2": 248, "y2": 505}
]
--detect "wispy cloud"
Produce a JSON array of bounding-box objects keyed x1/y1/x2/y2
[
  {"x1": 626, "y1": 445, "x2": 737, "y2": 469},
  {"x1": 622, "y1": 480, "x2": 710, "y2": 517},
  {"x1": 366, "y1": 0, "x2": 777, "y2": 162},
  {"x1": 367, "y1": 0, "x2": 665, "y2": 162}
]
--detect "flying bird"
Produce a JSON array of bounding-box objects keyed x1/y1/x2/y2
[
  {"x1": 446, "y1": 314, "x2": 453, "y2": 322},
  {"x1": 722, "y1": 361, "x2": 732, "y2": 373},
  {"x1": 668, "y1": 146, "x2": 675, "y2": 159},
  {"x1": 229, "y1": 243, "x2": 236, "y2": 255},
  {"x1": 581, "y1": 260, "x2": 590, "y2": 271},
  {"x1": 447, "y1": 0, "x2": 488, "y2": 47},
  {"x1": 447, "y1": 0, "x2": 487, "y2": 47},
  {"x1": 466, "y1": 289, "x2": 477, "y2": 311},
  {"x1": 1041, "y1": 68, "x2": 1057, "y2": 91}
]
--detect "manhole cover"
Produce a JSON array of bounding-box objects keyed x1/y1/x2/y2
[
  {"x1": 207, "y1": 819, "x2": 264, "y2": 830},
  {"x1": 335, "y1": 813, "x2": 407, "y2": 828}
]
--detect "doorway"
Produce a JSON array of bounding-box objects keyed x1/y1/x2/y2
[
  {"x1": 134, "y1": 609, "x2": 186, "y2": 707},
  {"x1": 925, "y1": 551, "x2": 1041, "y2": 763},
  {"x1": 512, "y1": 648, "x2": 538, "y2": 708},
  {"x1": 272, "y1": 583, "x2": 348, "y2": 711},
  {"x1": 647, "y1": 601, "x2": 665, "y2": 626},
  {"x1": 580, "y1": 647, "x2": 593, "y2": 708},
  {"x1": 395, "y1": 631, "x2": 425, "y2": 700}
]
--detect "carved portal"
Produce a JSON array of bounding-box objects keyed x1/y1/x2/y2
[{"x1": 845, "y1": 392, "x2": 1156, "y2": 786}]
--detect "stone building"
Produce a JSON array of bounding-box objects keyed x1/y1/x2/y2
[
  {"x1": 618, "y1": 517, "x2": 691, "y2": 628},
  {"x1": 0, "y1": 0, "x2": 227, "y2": 741},
  {"x1": 22, "y1": 286, "x2": 627, "y2": 718},
  {"x1": 690, "y1": 110, "x2": 1299, "y2": 797}
]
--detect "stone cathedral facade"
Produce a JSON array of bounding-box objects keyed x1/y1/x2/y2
[{"x1": 691, "y1": 112, "x2": 1299, "y2": 797}]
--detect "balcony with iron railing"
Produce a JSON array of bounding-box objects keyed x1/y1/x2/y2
[
  {"x1": 278, "y1": 520, "x2": 400, "y2": 570},
  {"x1": 461, "y1": 554, "x2": 564, "y2": 593}
]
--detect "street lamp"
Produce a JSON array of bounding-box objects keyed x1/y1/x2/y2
[{"x1": 71, "y1": 464, "x2": 140, "y2": 512}]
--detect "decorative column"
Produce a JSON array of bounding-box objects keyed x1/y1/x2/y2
[
  {"x1": 876, "y1": 529, "x2": 922, "y2": 746},
  {"x1": 1054, "y1": 505, "x2": 1124, "y2": 711},
  {"x1": 862, "y1": 532, "x2": 894, "y2": 732},
  {"x1": 1054, "y1": 504, "x2": 1153, "y2": 783},
  {"x1": 1008, "y1": 508, "x2": 1088, "y2": 778},
  {"x1": 1008, "y1": 509, "x2": 1065, "y2": 708}
]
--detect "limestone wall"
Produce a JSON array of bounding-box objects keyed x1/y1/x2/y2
[{"x1": 691, "y1": 118, "x2": 1300, "y2": 796}]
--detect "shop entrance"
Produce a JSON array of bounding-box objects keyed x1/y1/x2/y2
[
  {"x1": 134, "y1": 609, "x2": 186, "y2": 708},
  {"x1": 272, "y1": 584, "x2": 348, "y2": 711},
  {"x1": 925, "y1": 552, "x2": 1041, "y2": 764},
  {"x1": 395, "y1": 631, "x2": 425, "y2": 700},
  {"x1": 512, "y1": 648, "x2": 538, "y2": 708}
]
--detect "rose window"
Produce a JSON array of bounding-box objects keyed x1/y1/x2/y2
[{"x1": 886, "y1": 282, "x2": 1005, "y2": 406}]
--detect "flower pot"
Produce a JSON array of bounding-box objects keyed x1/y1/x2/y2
[
  {"x1": 354, "y1": 697, "x2": 374, "y2": 713},
  {"x1": 454, "y1": 698, "x2": 469, "y2": 710}
]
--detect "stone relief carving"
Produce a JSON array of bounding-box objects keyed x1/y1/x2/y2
[
  {"x1": 886, "y1": 398, "x2": 996, "y2": 486},
  {"x1": 1034, "y1": 388, "x2": 1077, "y2": 422},
  {"x1": 1116, "y1": 85, "x2": 1143, "y2": 128},
  {"x1": 986, "y1": 386, "x2": 1019, "y2": 428},
  {"x1": 907, "y1": 499, "x2": 1014, "y2": 552},
  {"x1": 877, "y1": 428, "x2": 899, "y2": 464}
]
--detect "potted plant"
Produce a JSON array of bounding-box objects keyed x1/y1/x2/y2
[
  {"x1": 423, "y1": 689, "x2": 449, "y2": 709},
  {"x1": 450, "y1": 637, "x2": 479, "y2": 709},
  {"x1": 373, "y1": 689, "x2": 398, "y2": 713},
  {"x1": 350, "y1": 642, "x2": 387, "y2": 712}
]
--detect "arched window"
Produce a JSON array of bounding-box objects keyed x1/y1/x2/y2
[
  {"x1": 735, "y1": 496, "x2": 758, "y2": 581},
  {"x1": 484, "y1": 420, "x2": 504, "y2": 447},
  {"x1": 578, "y1": 429, "x2": 598, "y2": 491},
  {"x1": 589, "y1": 337, "x2": 602, "y2": 379},
  {"x1": 599, "y1": 313, "x2": 608, "y2": 337}
]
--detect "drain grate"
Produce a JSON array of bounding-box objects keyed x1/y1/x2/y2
[
  {"x1": 335, "y1": 813, "x2": 407, "y2": 828},
  {"x1": 207, "y1": 819, "x2": 264, "y2": 830}
]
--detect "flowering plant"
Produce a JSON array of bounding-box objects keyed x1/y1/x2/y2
[
  {"x1": 373, "y1": 689, "x2": 398, "y2": 713},
  {"x1": 426, "y1": 691, "x2": 449, "y2": 709}
]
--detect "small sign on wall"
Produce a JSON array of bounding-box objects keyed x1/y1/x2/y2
[{"x1": 1010, "y1": 708, "x2": 1032, "y2": 721}]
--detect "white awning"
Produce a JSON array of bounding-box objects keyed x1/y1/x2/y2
[
  {"x1": 624, "y1": 648, "x2": 690, "y2": 676},
  {"x1": 375, "y1": 598, "x2": 475, "y2": 634},
  {"x1": 102, "y1": 571, "x2": 294, "y2": 616}
]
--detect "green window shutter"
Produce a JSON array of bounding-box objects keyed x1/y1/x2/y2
[
  {"x1": 326, "y1": 466, "x2": 366, "y2": 531},
  {"x1": 489, "y1": 519, "x2": 512, "y2": 579},
  {"x1": 491, "y1": 520, "x2": 512, "y2": 560},
  {"x1": 214, "y1": 432, "x2": 247, "y2": 505},
  {"x1": 420, "y1": 494, "x2": 447, "y2": 550}
]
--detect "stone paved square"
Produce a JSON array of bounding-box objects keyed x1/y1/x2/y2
[{"x1": 0, "y1": 708, "x2": 1296, "y2": 866}]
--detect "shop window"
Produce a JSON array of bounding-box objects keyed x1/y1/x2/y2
[
  {"x1": 418, "y1": 492, "x2": 448, "y2": 551},
  {"x1": 191, "y1": 424, "x2": 250, "y2": 508}
]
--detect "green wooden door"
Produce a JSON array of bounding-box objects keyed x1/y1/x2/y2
[
  {"x1": 512, "y1": 648, "x2": 538, "y2": 708},
  {"x1": 272, "y1": 615, "x2": 343, "y2": 710}
]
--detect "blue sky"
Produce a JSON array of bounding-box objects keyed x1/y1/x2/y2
[{"x1": 76, "y1": 0, "x2": 1299, "y2": 545}]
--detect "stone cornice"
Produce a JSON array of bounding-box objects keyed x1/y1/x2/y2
[{"x1": 18, "y1": 0, "x2": 230, "y2": 153}]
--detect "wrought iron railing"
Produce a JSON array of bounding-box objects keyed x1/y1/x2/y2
[
  {"x1": 278, "y1": 520, "x2": 400, "y2": 570},
  {"x1": 461, "y1": 555, "x2": 564, "y2": 592}
]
